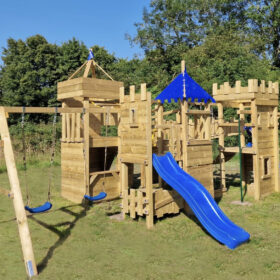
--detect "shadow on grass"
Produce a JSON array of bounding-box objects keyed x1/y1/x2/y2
[{"x1": 29, "y1": 204, "x2": 88, "y2": 274}]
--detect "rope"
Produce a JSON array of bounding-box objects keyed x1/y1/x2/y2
[
  {"x1": 21, "y1": 107, "x2": 30, "y2": 206},
  {"x1": 47, "y1": 107, "x2": 57, "y2": 202}
]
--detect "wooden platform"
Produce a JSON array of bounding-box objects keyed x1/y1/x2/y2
[{"x1": 57, "y1": 77, "x2": 123, "y2": 100}]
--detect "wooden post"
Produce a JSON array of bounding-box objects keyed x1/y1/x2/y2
[
  {"x1": 0, "y1": 107, "x2": 38, "y2": 277},
  {"x1": 157, "y1": 102, "x2": 163, "y2": 188},
  {"x1": 61, "y1": 103, "x2": 66, "y2": 142},
  {"x1": 205, "y1": 103, "x2": 211, "y2": 140},
  {"x1": 83, "y1": 99, "x2": 90, "y2": 193},
  {"x1": 121, "y1": 162, "x2": 128, "y2": 219},
  {"x1": 239, "y1": 103, "x2": 245, "y2": 147},
  {"x1": 217, "y1": 103, "x2": 226, "y2": 191},
  {"x1": 273, "y1": 106, "x2": 279, "y2": 192},
  {"x1": 181, "y1": 60, "x2": 188, "y2": 170},
  {"x1": 251, "y1": 100, "x2": 260, "y2": 200},
  {"x1": 145, "y1": 91, "x2": 154, "y2": 229}
]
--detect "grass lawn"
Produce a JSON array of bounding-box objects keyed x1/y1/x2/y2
[{"x1": 0, "y1": 162, "x2": 280, "y2": 280}]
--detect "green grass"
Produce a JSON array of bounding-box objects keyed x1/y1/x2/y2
[{"x1": 0, "y1": 163, "x2": 280, "y2": 279}]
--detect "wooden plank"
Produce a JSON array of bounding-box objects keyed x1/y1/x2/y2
[
  {"x1": 162, "y1": 109, "x2": 180, "y2": 116},
  {"x1": 223, "y1": 147, "x2": 256, "y2": 154},
  {"x1": 83, "y1": 60, "x2": 92, "y2": 77},
  {"x1": 238, "y1": 110, "x2": 252, "y2": 115},
  {"x1": 187, "y1": 139, "x2": 212, "y2": 145},
  {"x1": 252, "y1": 100, "x2": 260, "y2": 200},
  {"x1": 89, "y1": 137, "x2": 118, "y2": 147},
  {"x1": 0, "y1": 107, "x2": 38, "y2": 277},
  {"x1": 255, "y1": 99, "x2": 279, "y2": 106},
  {"x1": 235, "y1": 80, "x2": 241, "y2": 94},
  {"x1": 130, "y1": 189, "x2": 136, "y2": 218},
  {"x1": 66, "y1": 113, "x2": 70, "y2": 141},
  {"x1": 273, "y1": 106, "x2": 279, "y2": 192},
  {"x1": 155, "y1": 193, "x2": 180, "y2": 209},
  {"x1": 186, "y1": 110, "x2": 211, "y2": 115},
  {"x1": 71, "y1": 113, "x2": 75, "y2": 141},
  {"x1": 218, "y1": 103, "x2": 226, "y2": 191},
  {"x1": 219, "y1": 122, "x2": 239, "y2": 127},
  {"x1": 58, "y1": 78, "x2": 123, "y2": 100},
  {"x1": 137, "y1": 191, "x2": 143, "y2": 216},
  {"x1": 130, "y1": 85, "x2": 135, "y2": 102},
  {"x1": 121, "y1": 163, "x2": 129, "y2": 216},
  {"x1": 61, "y1": 103, "x2": 66, "y2": 141},
  {"x1": 75, "y1": 113, "x2": 81, "y2": 141},
  {"x1": 141, "y1": 83, "x2": 147, "y2": 101},
  {"x1": 83, "y1": 99, "x2": 90, "y2": 196},
  {"x1": 122, "y1": 189, "x2": 128, "y2": 214},
  {"x1": 145, "y1": 90, "x2": 154, "y2": 228},
  {"x1": 90, "y1": 170, "x2": 119, "y2": 176},
  {"x1": 120, "y1": 154, "x2": 147, "y2": 164}
]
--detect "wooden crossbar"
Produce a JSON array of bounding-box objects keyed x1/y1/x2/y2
[{"x1": 2, "y1": 106, "x2": 120, "y2": 114}]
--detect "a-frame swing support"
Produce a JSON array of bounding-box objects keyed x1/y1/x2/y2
[{"x1": 0, "y1": 107, "x2": 38, "y2": 277}]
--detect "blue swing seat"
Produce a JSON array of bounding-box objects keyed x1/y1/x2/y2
[
  {"x1": 84, "y1": 192, "x2": 107, "y2": 202},
  {"x1": 25, "y1": 202, "x2": 52, "y2": 214}
]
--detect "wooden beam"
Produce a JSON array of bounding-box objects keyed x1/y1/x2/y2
[
  {"x1": 155, "y1": 193, "x2": 181, "y2": 209},
  {"x1": 3, "y1": 106, "x2": 120, "y2": 114},
  {"x1": 273, "y1": 106, "x2": 279, "y2": 192},
  {"x1": 83, "y1": 99, "x2": 90, "y2": 196},
  {"x1": 68, "y1": 61, "x2": 87, "y2": 80},
  {"x1": 162, "y1": 109, "x2": 180, "y2": 116},
  {"x1": 0, "y1": 107, "x2": 38, "y2": 277},
  {"x1": 121, "y1": 163, "x2": 128, "y2": 218},
  {"x1": 186, "y1": 110, "x2": 211, "y2": 115},
  {"x1": 251, "y1": 100, "x2": 260, "y2": 200},
  {"x1": 145, "y1": 91, "x2": 154, "y2": 228}
]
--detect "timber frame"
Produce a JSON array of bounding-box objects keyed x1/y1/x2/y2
[
  {"x1": 212, "y1": 79, "x2": 279, "y2": 199},
  {"x1": 0, "y1": 59, "x2": 279, "y2": 277}
]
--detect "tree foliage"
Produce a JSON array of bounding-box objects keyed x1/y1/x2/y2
[
  {"x1": 0, "y1": 0, "x2": 279, "y2": 121},
  {"x1": 0, "y1": 35, "x2": 58, "y2": 108}
]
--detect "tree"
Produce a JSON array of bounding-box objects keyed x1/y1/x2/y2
[
  {"x1": 247, "y1": 0, "x2": 280, "y2": 67},
  {"x1": 0, "y1": 35, "x2": 59, "y2": 110},
  {"x1": 183, "y1": 33, "x2": 273, "y2": 93},
  {"x1": 57, "y1": 38, "x2": 88, "y2": 82}
]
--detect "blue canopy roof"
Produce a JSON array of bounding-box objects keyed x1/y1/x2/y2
[{"x1": 155, "y1": 69, "x2": 216, "y2": 103}]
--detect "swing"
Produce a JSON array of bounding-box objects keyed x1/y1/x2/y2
[
  {"x1": 22, "y1": 107, "x2": 57, "y2": 213},
  {"x1": 83, "y1": 108, "x2": 107, "y2": 202}
]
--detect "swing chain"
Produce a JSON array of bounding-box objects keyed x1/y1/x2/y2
[
  {"x1": 48, "y1": 107, "x2": 57, "y2": 202},
  {"x1": 21, "y1": 107, "x2": 30, "y2": 206}
]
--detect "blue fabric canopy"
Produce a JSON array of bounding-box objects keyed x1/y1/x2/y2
[{"x1": 155, "y1": 69, "x2": 216, "y2": 104}]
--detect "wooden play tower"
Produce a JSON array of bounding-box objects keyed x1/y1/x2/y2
[
  {"x1": 119, "y1": 61, "x2": 216, "y2": 228},
  {"x1": 57, "y1": 58, "x2": 123, "y2": 203},
  {"x1": 213, "y1": 79, "x2": 279, "y2": 199}
]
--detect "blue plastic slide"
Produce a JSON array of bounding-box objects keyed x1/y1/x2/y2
[{"x1": 153, "y1": 152, "x2": 250, "y2": 249}]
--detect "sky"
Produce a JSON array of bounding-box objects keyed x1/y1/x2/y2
[{"x1": 0, "y1": 0, "x2": 151, "y2": 63}]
